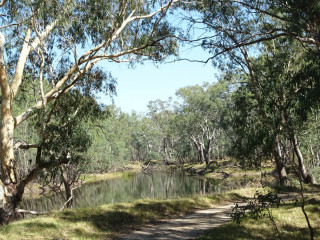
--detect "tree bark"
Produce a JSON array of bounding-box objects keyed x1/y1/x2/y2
[
  {"x1": 272, "y1": 141, "x2": 288, "y2": 186},
  {"x1": 199, "y1": 143, "x2": 205, "y2": 164},
  {"x1": 60, "y1": 165, "x2": 73, "y2": 208},
  {"x1": 204, "y1": 138, "x2": 212, "y2": 166},
  {"x1": 190, "y1": 136, "x2": 205, "y2": 163},
  {"x1": 291, "y1": 134, "x2": 317, "y2": 184},
  {"x1": 0, "y1": 32, "x2": 23, "y2": 224}
]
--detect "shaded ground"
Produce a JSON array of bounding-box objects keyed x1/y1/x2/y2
[{"x1": 114, "y1": 204, "x2": 234, "y2": 240}]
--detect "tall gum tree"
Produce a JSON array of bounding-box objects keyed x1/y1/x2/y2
[
  {"x1": 0, "y1": 0, "x2": 185, "y2": 224},
  {"x1": 175, "y1": 81, "x2": 229, "y2": 165},
  {"x1": 184, "y1": 0, "x2": 320, "y2": 185}
]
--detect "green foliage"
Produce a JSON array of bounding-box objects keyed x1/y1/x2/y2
[
  {"x1": 188, "y1": 0, "x2": 320, "y2": 69},
  {"x1": 0, "y1": 1, "x2": 184, "y2": 220},
  {"x1": 229, "y1": 39, "x2": 320, "y2": 171},
  {"x1": 231, "y1": 191, "x2": 281, "y2": 225},
  {"x1": 35, "y1": 91, "x2": 101, "y2": 163},
  {"x1": 174, "y1": 80, "x2": 232, "y2": 163}
]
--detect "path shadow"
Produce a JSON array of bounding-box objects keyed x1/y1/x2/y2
[{"x1": 59, "y1": 208, "x2": 137, "y2": 232}]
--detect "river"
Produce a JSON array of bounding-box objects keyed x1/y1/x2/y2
[{"x1": 21, "y1": 171, "x2": 235, "y2": 212}]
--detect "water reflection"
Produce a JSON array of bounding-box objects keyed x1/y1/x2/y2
[{"x1": 22, "y1": 172, "x2": 233, "y2": 212}]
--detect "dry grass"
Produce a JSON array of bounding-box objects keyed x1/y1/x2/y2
[
  {"x1": 0, "y1": 193, "x2": 243, "y2": 240},
  {"x1": 197, "y1": 199, "x2": 320, "y2": 240}
]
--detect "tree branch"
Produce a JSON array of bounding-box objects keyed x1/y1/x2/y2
[
  {"x1": 16, "y1": 209, "x2": 47, "y2": 215},
  {"x1": 60, "y1": 186, "x2": 81, "y2": 211},
  {"x1": 13, "y1": 142, "x2": 38, "y2": 150},
  {"x1": 11, "y1": 20, "x2": 58, "y2": 99},
  {"x1": 0, "y1": 0, "x2": 8, "y2": 7}
]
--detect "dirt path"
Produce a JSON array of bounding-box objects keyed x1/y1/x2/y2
[{"x1": 114, "y1": 204, "x2": 235, "y2": 240}]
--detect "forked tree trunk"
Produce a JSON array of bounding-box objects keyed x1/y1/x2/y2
[
  {"x1": 273, "y1": 149, "x2": 288, "y2": 186},
  {"x1": 190, "y1": 136, "x2": 205, "y2": 163},
  {"x1": 272, "y1": 139, "x2": 288, "y2": 186}
]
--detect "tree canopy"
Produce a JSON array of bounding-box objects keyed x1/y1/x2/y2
[{"x1": 0, "y1": 0, "x2": 184, "y2": 224}]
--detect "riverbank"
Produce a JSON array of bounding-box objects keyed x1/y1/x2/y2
[
  {"x1": 174, "y1": 160, "x2": 320, "y2": 239},
  {"x1": 178, "y1": 159, "x2": 275, "y2": 189},
  {"x1": 5, "y1": 186, "x2": 319, "y2": 240},
  {"x1": 0, "y1": 191, "x2": 245, "y2": 240},
  {"x1": 81, "y1": 163, "x2": 142, "y2": 183},
  {"x1": 22, "y1": 163, "x2": 143, "y2": 200},
  {"x1": 2, "y1": 160, "x2": 319, "y2": 239}
]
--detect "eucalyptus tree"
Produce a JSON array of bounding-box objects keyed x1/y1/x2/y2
[
  {"x1": 232, "y1": 40, "x2": 320, "y2": 184},
  {"x1": 129, "y1": 114, "x2": 163, "y2": 163},
  {"x1": 147, "y1": 98, "x2": 176, "y2": 164},
  {"x1": 298, "y1": 109, "x2": 320, "y2": 178},
  {"x1": 128, "y1": 113, "x2": 149, "y2": 162},
  {"x1": 88, "y1": 105, "x2": 133, "y2": 172},
  {"x1": 34, "y1": 90, "x2": 102, "y2": 209},
  {"x1": 0, "y1": 0, "x2": 184, "y2": 223},
  {"x1": 187, "y1": 0, "x2": 320, "y2": 62},
  {"x1": 175, "y1": 81, "x2": 230, "y2": 165},
  {"x1": 187, "y1": 0, "x2": 320, "y2": 184}
]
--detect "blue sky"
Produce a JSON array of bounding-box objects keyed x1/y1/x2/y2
[{"x1": 99, "y1": 46, "x2": 219, "y2": 113}]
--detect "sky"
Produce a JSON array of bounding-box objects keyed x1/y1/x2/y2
[{"x1": 99, "y1": 46, "x2": 219, "y2": 114}]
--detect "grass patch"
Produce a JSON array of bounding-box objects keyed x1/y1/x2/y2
[
  {"x1": 0, "y1": 193, "x2": 242, "y2": 240},
  {"x1": 81, "y1": 163, "x2": 141, "y2": 183},
  {"x1": 197, "y1": 196, "x2": 320, "y2": 240}
]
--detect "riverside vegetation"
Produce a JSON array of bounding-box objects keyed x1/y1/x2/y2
[
  {"x1": 0, "y1": 161, "x2": 319, "y2": 240},
  {"x1": 0, "y1": 1, "x2": 319, "y2": 239}
]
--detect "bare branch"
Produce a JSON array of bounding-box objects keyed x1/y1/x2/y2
[
  {"x1": 296, "y1": 36, "x2": 320, "y2": 47},
  {"x1": 60, "y1": 186, "x2": 81, "y2": 211},
  {"x1": 0, "y1": 17, "x2": 33, "y2": 30},
  {"x1": 129, "y1": 0, "x2": 178, "y2": 22},
  {"x1": 0, "y1": 0, "x2": 8, "y2": 7},
  {"x1": 14, "y1": 59, "x2": 97, "y2": 127},
  {"x1": 11, "y1": 20, "x2": 58, "y2": 99},
  {"x1": 38, "y1": 48, "x2": 45, "y2": 104},
  {"x1": 16, "y1": 209, "x2": 47, "y2": 215},
  {"x1": 13, "y1": 142, "x2": 38, "y2": 150}
]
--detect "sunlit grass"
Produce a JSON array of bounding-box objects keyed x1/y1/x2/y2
[
  {"x1": 0, "y1": 192, "x2": 243, "y2": 240},
  {"x1": 197, "y1": 197, "x2": 320, "y2": 240},
  {"x1": 5, "y1": 160, "x2": 319, "y2": 240},
  {"x1": 81, "y1": 163, "x2": 142, "y2": 183}
]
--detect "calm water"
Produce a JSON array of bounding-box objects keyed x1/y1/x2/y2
[{"x1": 22, "y1": 172, "x2": 234, "y2": 212}]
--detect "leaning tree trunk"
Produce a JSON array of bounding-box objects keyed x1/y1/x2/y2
[{"x1": 291, "y1": 134, "x2": 317, "y2": 184}]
